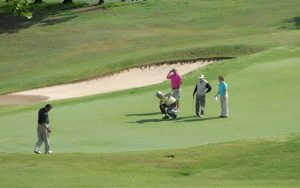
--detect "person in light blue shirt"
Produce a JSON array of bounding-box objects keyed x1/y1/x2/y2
[{"x1": 215, "y1": 76, "x2": 229, "y2": 118}]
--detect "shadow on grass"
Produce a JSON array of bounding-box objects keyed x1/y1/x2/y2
[
  {"x1": 128, "y1": 115, "x2": 196, "y2": 124},
  {"x1": 279, "y1": 16, "x2": 300, "y2": 30},
  {"x1": 0, "y1": 2, "x2": 90, "y2": 34},
  {"x1": 176, "y1": 116, "x2": 221, "y2": 123},
  {"x1": 126, "y1": 112, "x2": 161, "y2": 117}
]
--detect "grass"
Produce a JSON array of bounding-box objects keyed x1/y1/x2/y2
[
  {"x1": 0, "y1": 0, "x2": 300, "y2": 187},
  {"x1": 0, "y1": 48, "x2": 299, "y2": 153},
  {"x1": 0, "y1": 134, "x2": 299, "y2": 188},
  {"x1": 0, "y1": 0, "x2": 299, "y2": 94}
]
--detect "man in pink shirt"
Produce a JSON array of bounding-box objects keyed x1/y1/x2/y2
[{"x1": 166, "y1": 68, "x2": 183, "y2": 111}]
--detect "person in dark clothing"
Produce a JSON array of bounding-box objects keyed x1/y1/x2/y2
[
  {"x1": 192, "y1": 75, "x2": 212, "y2": 117},
  {"x1": 34, "y1": 104, "x2": 53, "y2": 154}
]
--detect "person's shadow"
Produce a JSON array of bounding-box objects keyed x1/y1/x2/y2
[
  {"x1": 126, "y1": 114, "x2": 198, "y2": 124},
  {"x1": 178, "y1": 116, "x2": 221, "y2": 122},
  {"x1": 126, "y1": 112, "x2": 161, "y2": 117}
]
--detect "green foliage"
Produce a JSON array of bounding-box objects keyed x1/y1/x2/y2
[{"x1": 13, "y1": 0, "x2": 32, "y2": 19}]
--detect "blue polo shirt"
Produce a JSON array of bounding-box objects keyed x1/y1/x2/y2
[{"x1": 219, "y1": 82, "x2": 228, "y2": 97}]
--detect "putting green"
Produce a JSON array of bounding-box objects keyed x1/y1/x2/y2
[{"x1": 1, "y1": 50, "x2": 299, "y2": 153}]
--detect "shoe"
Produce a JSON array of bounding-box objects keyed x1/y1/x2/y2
[
  {"x1": 34, "y1": 150, "x2": 41, "y2": 154},
  {"x1": 45, "y1": 150, "x2": 53, "y2": 154},
  {"x1": 162, "y1": 116, "x2": 169, "y2": 120},
  {"x1": 196, "y1": 114, "x2": 203, "y2": 118},
  {"x1": 172, "y1": 114, "x2": 177, "y2": 119}
]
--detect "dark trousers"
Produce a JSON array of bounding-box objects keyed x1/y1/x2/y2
[
  {"x1": 159, "y1": 104, "x2": 167, "y2": 114},
  {"x1": 160, "y1": 103, "x2": 177, "y2": 118}
]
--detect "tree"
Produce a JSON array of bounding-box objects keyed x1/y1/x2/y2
[
  {"x1": 14, "y1": 0, "x2": 32, "y2": 19},
  {"x1": 33, "y1": 0, "x2": 42, "y2": 4},
  {"x1": 62, "y1": 0, "x2": 72, "y2": 4}
]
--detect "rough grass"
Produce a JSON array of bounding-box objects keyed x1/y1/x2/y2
[
  {"x1": 0, "y1": 1, "x2": 300, "y2": 187},
  {"x1": 0, "y1": 134, "x2": 299, "y2": 188}
]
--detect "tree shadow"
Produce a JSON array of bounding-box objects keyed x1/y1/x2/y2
[
  {"x1": 0, "y1": 2, "x2": 88, "y2": 34},
  {"x1": 279, "y1": 16, "x2": 300, "y2": 30}
]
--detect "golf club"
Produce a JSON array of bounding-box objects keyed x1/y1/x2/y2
[{"x1": 192, "y1": 96, "x2": 194, "y2": 116}]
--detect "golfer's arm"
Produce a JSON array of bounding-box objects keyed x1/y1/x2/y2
[
  {"x1": 166, "y1": 71, "x2": 172, "y2": 79},
  {"x1": 159, "y1": 99, "x2": 163, "y2": 105},
  {"x1": 193, "y1": 85, "x2": 197, "y2": 96},
  {"x1": 42, "y1": 123, "x2": 47, "y2": 129},
  {"x1": 43, "y1": 123, "x2": 51, "y2": 131},
  {"x1": 206, "y1": 83, "x2": 212, "y2": 93}
]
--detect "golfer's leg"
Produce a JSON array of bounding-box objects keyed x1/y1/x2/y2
[
  {"x1": 195, "y1": 95, "x2": 200, "y2": 115},
  {"x1": 220, "y1": 96, "x2": 224, "y2": 116},
  {"x1": 200, "y1": 95, "x2": 206, "y2": 115},
  {"x1": 224, "y1": 96, "x2": 229, "y2": 117},
  {"x1": 45, "y1": 133, "x2": 51, "y2": 152},
  {"x1": 34, "y1": 125, "x2": 44, "y2": 151},
  {"x1": 173, "y1": 89, "x2": 180, "y2": 110},
  {"x1": 41, "y1": 127, "x2": 50, "y2": 153},
  {"x1": 167, "y1": 104, "x2": 176, "y2": 117},
  {"x1": 159, "y1": 104, "x2": 166, "y2": 114}
]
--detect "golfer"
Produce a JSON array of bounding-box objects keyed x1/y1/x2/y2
[
  {"x1": 166, "y1": 68, "x2": 182, "y2": 112},
  {"x1": 215, "y1": 76, "x2": 229, "y2": 118},
  {"x1": 156, "y1": 91, "x2": 177, "y2": 119},
  {"x1": 193, "y1": 74, "x2": 212, "y2": 117},
  {"x1": 34, "y1": 104, "x2": 53, "y2": 154}
]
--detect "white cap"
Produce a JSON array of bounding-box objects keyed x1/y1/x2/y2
[
  {"x1": 156, "y1": 91, "x2": 163, "y2": 97},
  {"x1": 199, "y1": 74, "x2": 205, "y2": 79}
]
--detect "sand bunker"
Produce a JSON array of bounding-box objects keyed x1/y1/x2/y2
[{"x1": 0, "y1": 60, "x2": 215, "y2": 105}]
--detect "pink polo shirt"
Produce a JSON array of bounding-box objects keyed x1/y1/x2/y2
[{"x1": 168, "y1": 73, "x2": 182, "y2": 89}]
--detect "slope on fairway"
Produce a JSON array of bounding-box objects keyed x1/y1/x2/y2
[
  {"x1": 0, "y1": 49, "x2": 299, "y2": 153},
  {"x1": 0, "y1": 135, "x2": 299, "y2": 188},
  {"x1": 0, "y1": 0, "x2": 299, "y2": 94}
]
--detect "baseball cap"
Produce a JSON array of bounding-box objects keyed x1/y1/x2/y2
[
  {"x1": 156, "y1": 91, "x2": 163, "y2": 97},
  {"x1": 199, "y1": 74, "x2": 205, "y2": 79}
]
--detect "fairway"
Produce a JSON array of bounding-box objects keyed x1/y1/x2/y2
[
  {"x1": 1, "y1": 49, "x2": 300, "y2": 153},
  {"x1": 0, "y1": 0, "x2": 300, "y2": 187}
]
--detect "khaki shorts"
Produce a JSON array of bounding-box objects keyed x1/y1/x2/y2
[{"x1": 172, "y1": 89, "x2": 181, "y2": 100}]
